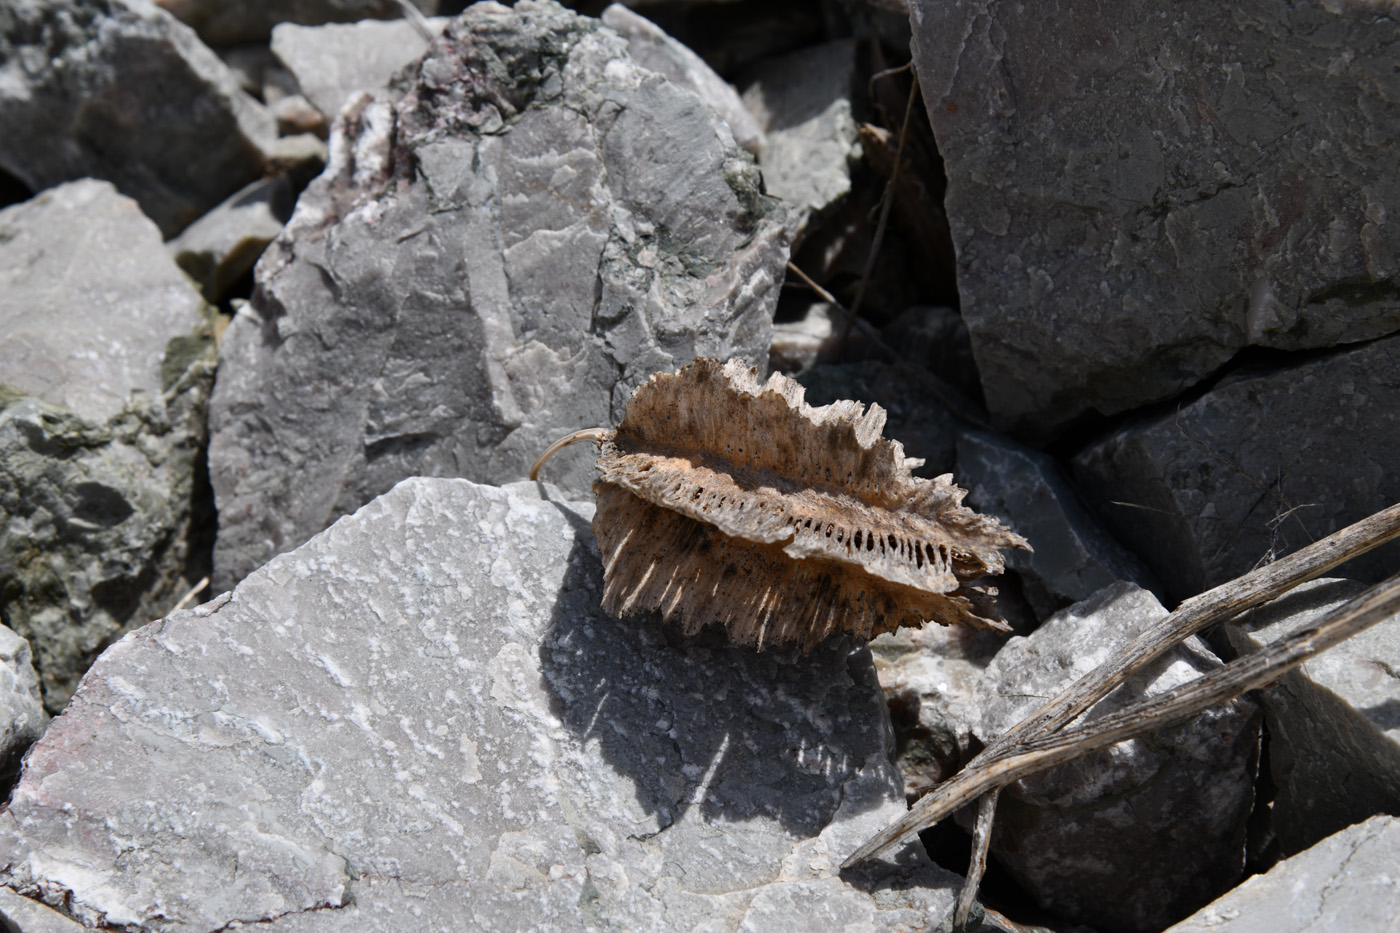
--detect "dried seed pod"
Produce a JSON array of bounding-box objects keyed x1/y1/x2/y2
[{"x1": 539, "y1": 357, "x2": 1031, "y2": 651}]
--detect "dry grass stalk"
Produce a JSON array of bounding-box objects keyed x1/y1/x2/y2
[
  {"x1": 846, "y1": 501, "x2": 1400, "y2": 885},
  {"x1": 535, "y1": 357, "x2": 1029, "y2": 651}
]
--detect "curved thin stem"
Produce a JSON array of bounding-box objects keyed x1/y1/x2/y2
[{"x1": 529, "y1": 428, "x2": 611, "y2": 481}]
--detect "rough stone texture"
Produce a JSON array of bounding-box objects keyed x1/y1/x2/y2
[
  {"x1": 870, "y1": 623, "x2": 1006, "y2": 798},
  {"x1": 208, "y1": 0, "x2": 791, "y2": 591},
  {"x1": 0, "y1": 478, "x2": 960, "y2": 931},
  {"x1": 155, "y1": 0, "x2": 438, "y2": 46},
  {"x1": 956, "y1": 428, "x2": 1158, "y2": 620},
  {"x1": 1073, "y1": 335, "x2": 1400, "y2": 603},
  {"x1": 0, "y1": 626, "x2": 46, "y2": 792},
  {"x1": 0, "y1": 180, "x2": 217, "y2": 712},
  {"x1": 973, "y1": 583, "x2": 1261, "y2": 933},
  {"x1": 0, "y1": 886, "x2": 88, "y2": 933},
  {"x1": 1167, "y1": 815, "x2": 1400, "y2": 933},
  {"x1": 910, "y1": 0, "x2": 1400, "y2": 439},
  {"x1": 601, "y1": 4, "x2": 764, "y2": 155},
  {"x1": 0, "y1": 0, "x2": 275, "y2": 238},
  {"x1": 270, "y1": 17, "x2": 447, "y2": 121},
  {"x1": 795, "y1": 360, "x2": 955, "y2": 478},
  {"x1": 1225, "y1": 577, "x2": 1400, "y2": 857},
  {"x1": 742, "y1": 40, "x2": 861, "y2": 225},
  {"x1": 168, "y1": 176, "x2": 294, "y2": 301}
]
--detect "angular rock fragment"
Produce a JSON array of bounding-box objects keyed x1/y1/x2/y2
[
  {"x1": 270, "y1": 16, "x2": 448, "y2": 122},
  {"x1": 0, "y1": 626, "x2": 46, "y2": 792},
  {"x1": 0, "y1": 180, "x2": 217, "y2": 712},
  {"x1": 870, "y1": 623, "x2": 1005, "y2": 797},
  {"x1": 956, "y1": 428, "x2": 1158, "y2": 620},
  {"x1": 972, "y1": 583, "x2": 1261, "y2": 932},
  {"x1": 1074, "y1": 335, "x2": 1400, "y2": 602},
  {"x1": 168, "y1": 176, "x2": 295, "y2": 301},
  {"x1": 0, "y1": 478, "x2": 960, "y2": 931},
  {"x1": 0, "y1": 886, "x2": 86, "y2": 933},
  {"x1": 910, "y1": 0, "x2": 1400, "y2": 438},
  {"x1": 601, "y1": 4, "x2": 764, "y2": 154},
  {"x1": 0, "y1": 0, "x2": 275, "y2": 237},
  {"x1": 742, "y1": 40, "x2": 862, "y2": 225},
  {"x1": 156, "y1": 0, "x2": 439, "y2": 46},
  {"x1": 208, "y1": 0, "x2": 791, "y2": 590},
  {"x1": 1226, "y1": 577, "x2": 1400, "y2": 856},
  {"x1": 1166, "y1": 816, "x2": 1400, "y2": 933}
]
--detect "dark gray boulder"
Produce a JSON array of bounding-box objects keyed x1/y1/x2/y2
[
  {"x1": 956, "y1": 428, "x2": 1159, "y2": 620},
  {"x1": 207, "y1": 0, "x2": 791, "y2": 590},
  {"x1": 972, "y1": 583, "x2": 1261, "y2": 932},
  {"x1": 1074, "y1": 335, "x2": 1400, "y2": 602},
  {"x1": 0, "y1": 478, "x2": 959, "y2": 930},
  {"x1": 0, "y1": 180, "x2": 217, "y2": 712},
  {"x1": 909, "y1": 0, "x2": 1400, "y2": 439},
  {"x1": 0, "y1": 0, "x2": 275, "y2": 237},
  {"x1": 1226, "y1": 577, "x2": 1400, "y2": 857}
]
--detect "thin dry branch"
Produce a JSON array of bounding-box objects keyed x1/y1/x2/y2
[{"x1": 846, "y1": 501, "x2": 1400, "y2": 868}]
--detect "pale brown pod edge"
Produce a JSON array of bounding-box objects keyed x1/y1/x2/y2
[{"x1": 589, "y1": 357, "x2": 1031, "y2": 651}]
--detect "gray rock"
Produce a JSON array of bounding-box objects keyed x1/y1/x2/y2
[
  {"x1": 0, "y1": 886, "x2": 88, "y2": 933},
  {"x1": 0, "y1": 0, "x2": 275, "y2": 238},
  {"x1": 1166, "y1": 815, "x2": 1400, "y2": 933},
  {"x1": 870, "y1": 623, "x2": 1006, "y2": 798},
  {"x1": 155, "y1": 0, "x2": 439, "y2": 46},
  {"x1": 168, "y1": 176, "x2": 295, "y2": 301},
  {"x1": 0, "y1": 478, "x2": 960, "y2": 931},
  {"x1": 208, "y1": 0, "x2": 790, "y2": 590},
  {"x1": 601, "y1": 4, "x2": 765, "y2": 155},
  {"x1": 742, "y1": 40, "x2": 862, "y2": 226},
  {"x1": 0, "y1": 626, "x2": 46, "y2": 792},
  {"x1": 270, "y1": 16, "x2": 447, "y2": 122},
  {"x1": 0, "y1": 180, "x2": 217, "y2": 712},
  {"x1": 956, "y1": 428, "x2": 1159, "y2": 620},
  {"x1": 1225, "y1": 578, "x2": 1400, "y2": 857},
  {"x1": 973, "y1": 583, "x2": 1261, "y2": 933},
  {"x1": 795, "y1": 360, "x2": 955, "y2": 477},
  {"x1": 909, "y1": 0, "x2": 1400, "y2": 439},
  {"x1": 1073, "y1": 335, "x2": 1400, "y2": 602}
]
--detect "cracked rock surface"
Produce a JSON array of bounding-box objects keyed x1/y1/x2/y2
[
  {"x1": 1226, "y1": 577, "x2": 1400, "y2": 857},
  {"x1": 1166, "y1": 815, "x2": 1400, "y2": 933},
  {"x1": 973, "y1": 583, "x2": 1262, "y2": 933},
  {"x1": 1074, "y1": 334, "x2": 1400, "y2": 602},
  {"x1": 0, "y1": 0, "x2": 275, "y2": 237},
  {"x1": 0, "y1": 180, "x2": 217, "y2": 713},
  {"x1": 0, "y1": 478, "x2": 958, "y2": 931},
  {"x1": 208, "y1": 0, "x2": 791, "y2": 590},
  {"x1": 910, "y1": 0, "x2": 1400, "y2": 439}
]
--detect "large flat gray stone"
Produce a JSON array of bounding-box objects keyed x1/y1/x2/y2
[
  {"x1": 0, "y1": 0, "x2": 275, "y2": 237},
  {"x1": 973, "y1": 583, "x2": 1261, "y2": 932},
  {"x1": 0, "y1": 180, "x2": 216, "y2": 712},
  {"x1": 1074, "y1": 335, "x2": 1400, "y2": 602},
  {"x1": 156, "y1": 0, "x2": 439, "y2": 46},
  {"x1": 1226, "y1": 578, "x2": 1400, "y2": 857},
  {"x1": 1167, "y1": 816, "x2": 1400, "y2": 933},
  {"x1": 0, "y1": 478, "x2": 958, "y2": 930},
  {"x1": 207, "y1": 0, "x2": 791, "y2": 590},
  {"x1": 910, "y1": 0, "x2": 1400, "y2": 439}
]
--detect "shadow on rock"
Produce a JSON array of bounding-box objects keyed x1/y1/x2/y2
[{"x1": 538, "y1": 499, "x2": 894, "y2": 840}]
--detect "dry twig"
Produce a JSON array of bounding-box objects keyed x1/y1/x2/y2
[{"x1": 845, "y1": 502, "x2": 1400, "y2": 879}]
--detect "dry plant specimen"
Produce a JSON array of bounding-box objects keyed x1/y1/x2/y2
[{"x1": 533, "y1": 357, "x2": 1029, "y2": 651}]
